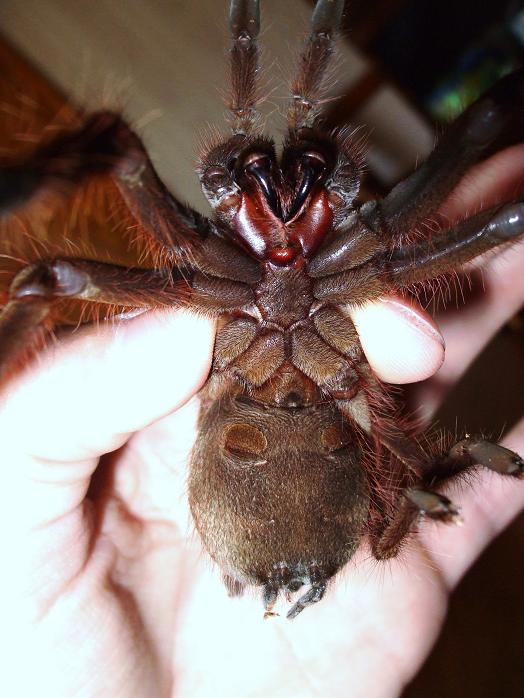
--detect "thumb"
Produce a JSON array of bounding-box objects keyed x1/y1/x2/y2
[
  {"x1": 349, "y1": 296, "x2": 445, "y2": 384},
  {"x1": 0, "y1": 309, "x2": 215, "y2": 530}
]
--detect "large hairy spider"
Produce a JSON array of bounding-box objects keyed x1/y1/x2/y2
[{"x1": 0, "y1": 0, "x2": 523, "y2": 620}]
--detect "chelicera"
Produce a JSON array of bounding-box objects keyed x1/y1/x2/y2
[{"x1": 0, "y1": 0, "x2": 523, "y2": 619}]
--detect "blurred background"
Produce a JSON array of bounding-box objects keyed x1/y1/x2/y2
[{"x1": 0, "y1": 0, "x2": 523, "y2": 695}]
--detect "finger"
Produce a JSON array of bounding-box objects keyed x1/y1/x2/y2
[
  {"x1": 418, "y1": 417, "x2": 524, "y2": 589},
  {"x1": 349, "y1": 297, "x2": 445, "y2": 384},
  {"x1": 0, "y1": 309, "x2": 215, "y2": 528}
]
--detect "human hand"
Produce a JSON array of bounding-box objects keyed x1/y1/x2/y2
[{"x1": 1, "y1": 146, "x2": 523, "y2": 698}]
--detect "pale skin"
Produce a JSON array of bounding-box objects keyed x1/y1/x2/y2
[{"x1": 1, "y1": 146, "x2": 523, "y2": 698}]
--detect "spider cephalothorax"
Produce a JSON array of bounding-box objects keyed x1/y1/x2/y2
[{"x1": 0, "y1": 0, "x2": 523, "y2": 619}]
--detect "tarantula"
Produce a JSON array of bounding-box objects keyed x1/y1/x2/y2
[{"x1": 0, "y1": 0, "x2": 523, "y2": 620}]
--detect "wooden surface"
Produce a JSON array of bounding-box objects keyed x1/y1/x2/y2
[{"x1": 0, "y1": 4, "x2": 523, "y2": 697}]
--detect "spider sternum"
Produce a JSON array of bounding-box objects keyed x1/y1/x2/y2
[{"x1": 253, "y1": 259, "x2": 315, "y2": 330}]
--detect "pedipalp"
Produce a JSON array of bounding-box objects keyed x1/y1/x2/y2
[
  {"x1": 228, "y1": 0, "x2": 261, "y2": 135},
  {"x1": 288, "y1": 0, "x2": 345, "y2": 130}
]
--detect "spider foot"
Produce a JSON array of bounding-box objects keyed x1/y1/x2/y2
[
  {"x1": 229, "y1": 0, "x2": 260, "y2": 39},
  {"x1": 312, "y1": 0, "x2": 345, "y2": 34},
  {"x1": 450, "y1": 437, "x2": 524, "y2": 478},
  {"x1": 406, "y1": 488, "x2": 463, "y2": 525}
]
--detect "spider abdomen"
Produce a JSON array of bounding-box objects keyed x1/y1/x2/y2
[{"x1": 188, "y1": 394, "x2": 369, "y2": 593}]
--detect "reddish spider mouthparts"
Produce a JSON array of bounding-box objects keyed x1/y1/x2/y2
[
  {"x1": 232, "y1": 164, "x2": 334, "y2": 263},
  {"x1": 0, "y1": 0, "x2": 523, "y2": 619}
]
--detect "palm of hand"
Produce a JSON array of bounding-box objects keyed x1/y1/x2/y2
[
  {"x1": 26, "y1": 401, "x2": 448, "y2": 698},
  {"x1": 6, "y1": 315, "x2": 521, "y2": 698},
  {"x1": 25, "y1": 404, "x2": 523, "y2": 698}
]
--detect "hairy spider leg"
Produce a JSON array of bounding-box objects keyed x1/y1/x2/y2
[
  {"x1": 369, "y1": 437, "x2": 524, "y2": 560},
  {"x1": 228, "y1": 0, "x2": 346, "y2": 134},
  {"x1": 287, "y1": 0, "x2": 345, "y2": 130},
  {"x1": 0, "y1": 259, "x2": 185, "y2": 376},
  {"x1": 0, "y1": 108, "x2": 267, "y2": 376},
  {"x1": 389, "y1": 201, "x2": 524, "y2": 287},
  {"x1": 0, "y1": 110, "x2": 210, "y2": 262},
  {"x1": 308, "y1": 204, "x2": 524, "y2": 307},
  {"x1": 228, "y1": 0, "x2": 261, "y2": 135},
  {"x1": 360, "y1": 70, "x2": 524, "y2": 239}
]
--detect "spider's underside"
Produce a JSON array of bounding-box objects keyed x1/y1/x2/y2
[{"x1": 0, "y1": 0, "x2": 523, "y2": 619}]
